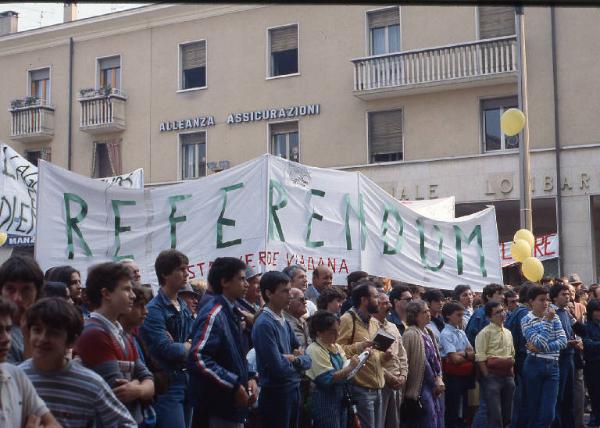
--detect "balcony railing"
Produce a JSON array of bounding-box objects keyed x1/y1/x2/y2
[
  {"x1": 352, "y1": 36, "x2": 517, "y2": 98},
  {"x1": 9, "y1": 98, "x2": 54, "y2": 143},
  {"x1": 79, "y1": 88, "x2": 127, "y2": 134}
]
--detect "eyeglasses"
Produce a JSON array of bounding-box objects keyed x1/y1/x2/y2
[{"x1": 291, "y1": 296, "x2": 307, "y2": 302}]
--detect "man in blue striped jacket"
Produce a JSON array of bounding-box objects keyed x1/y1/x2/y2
[
  {"x1": 520, "y1": 285, "x2": 567, "y2": 428},
  {"x1": 188, "y1": 257, "x2": 258, "y2": 428}
]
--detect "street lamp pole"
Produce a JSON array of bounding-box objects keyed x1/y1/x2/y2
[{"x1": 516, "y1": 6, "x2": 533, "y2": 231}]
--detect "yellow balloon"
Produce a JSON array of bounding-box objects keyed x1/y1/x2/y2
[
  {"x1": 514, "y1": 228, "x2": 535, "y2": 250},
  {"x1": 501, "y1": 108, "x2": 526, "y2": 137},
  {"x1": 510, "y1": 239, "x2": 531, "y2": 263},
  {"x1": 0, "y1": 232, "x2": 7, "y2": 247},
  {"x1": 522, "y1": 257, "x2": 544, "y2": 282}
]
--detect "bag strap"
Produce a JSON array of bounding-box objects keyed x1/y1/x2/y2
[{"x1": 349, "y1": 310, "x2": 358, "y2": 344}]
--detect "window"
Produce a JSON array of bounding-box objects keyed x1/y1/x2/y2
[
  {"x1": 29, "y1": 68, "x2": 50, "y2": 102},
  {"x1": 98, "y1": 56, "x2": 121, "y2": 90},
  {"x1": 270, "y1": 122, "x2": 299, "y2": 162},
  {"x1": 180, "y1": 41, "x2": 206, "y2": 89},
  {"x1": 368, "y1": 8, "x2": 400, "y2": 55},
  {"x1": 269, "y1": 25, "x2": 298, "y2": 77},
  {"x1": 26, "y1": 151, "x2": 42, "y2": 167},
  {"x1": 478, "y1": 6, "x2": 516, "y2": 39},
  {"x1": 181, "y1": 132, "x2": 206, "y2": 179},
  {"x1": 92, "y1": 140, "x2": 121, "y2": 178},
  {"x1": 481, "y1": 96, "x2": 519, "y2": 152},
  {"x1": 368, "y1": 109, "x2": 403, "y2": 163}
]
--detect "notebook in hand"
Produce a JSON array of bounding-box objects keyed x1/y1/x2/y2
[{"x1": 372, "y1": 329, "x2": 396, "y2": 352}]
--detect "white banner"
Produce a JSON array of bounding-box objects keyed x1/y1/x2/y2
[
  {"x1": 500, "y1": 232, "x2": 559, "y2": 267},
  {"x1": 0, "y1": 143, "x2": 143, "y2": 246},
  {"x1": 35, "y1": 155, "x2": 502, "y2": 290}
]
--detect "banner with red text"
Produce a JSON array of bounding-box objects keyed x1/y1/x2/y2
[
  {"x1": 500, "y1": 233, "x2": 559, "y2": 267},
  {"x1": 35, "y1": 155, "x2": 502, "y2": 290}
]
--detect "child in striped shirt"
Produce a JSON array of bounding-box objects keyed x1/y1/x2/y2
[
  {"x1": 19, "y1": 297, "x2": 136, "y2": 428},
  {"x1": 519, "y1": 285, "x2": 567, "y2": 428}
]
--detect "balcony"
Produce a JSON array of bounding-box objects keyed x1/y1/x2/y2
[
  {"x1": 79, "y1": 87, "x2": 126, "y2": 134},
  {"x1": 352, "y1": 36, "x2": 517, "y2": 100},
  {"x1": 9, "y1": 98, "x2": 54, "y2": 143}
]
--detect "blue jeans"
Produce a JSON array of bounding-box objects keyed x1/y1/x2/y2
[
  {"x1": 348, "y1": 384, "x2": 382, "y2": 428},
  {"x1": 511, "y1": 369, "x2": 528, "y2": 428},
  {"x1": 523, "y1": 355, "x2": 560, "y2": 428},
  {"x1": 259, "y1": 384, "x2": 300, "y2": 428},
  {"x1": 471, "y1": 379, "x2": 487, "y2": 428},
  {"x1": 155, "y1": 372, "x2": 192, "y2": 428},
  {"x1": 553, "y1": 354, "x2": 575, "y2": 428}
]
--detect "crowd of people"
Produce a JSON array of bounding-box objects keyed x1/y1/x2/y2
[{"x1": 1, "y1": 249, "x2": 600, "y2": 428}]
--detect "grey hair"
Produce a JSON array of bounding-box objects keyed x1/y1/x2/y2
[
  {"x1": 282, "y1": 264, "x2": 306, "y2": 280},
  {"x1": 406, "y1": 299, "x2": 428, "y2": 326}
]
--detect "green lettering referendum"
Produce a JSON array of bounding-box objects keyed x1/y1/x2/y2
[
  {"x1": 381, "y1": 204, "x2": 404, "y2": 255},
  {"x1": 112, "y1": 200, "x2": 136, "y2": 260},
  {"x1": 168, "y1": 194, "x2": 191, "y2": 249},
  {"x1": 305, "y1": 189, "x2": 325, "y2": 248},
  {"x1": 454, "y1": 225, "x2": 487, "y2": 277},
  {"x1": 217, "y1": 182, "x2": 244, "y2": 248},
  {"x1": 64, "y1": 193, "x2": 92, "y2": 259},
  {"x1": 268, "y1": 179, "x2": 288, "y2": 242},
  {"x1": 344, "y1": 193, "x2": 366, "y2": 251},
  {"x1": 417, "y1": 218, "x2": 445, "y2": 272}
]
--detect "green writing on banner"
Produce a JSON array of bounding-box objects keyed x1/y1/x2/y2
[
  {"x1": 454, "y1": 225, "x2": 487, "y2": 277},
  {"x1": 344, "y1": 193, "x2": 366, "y2": 251},
  {"x1": 112, "y1": 200, "x2": 136, "y2": 260},
  {"x1": 168, "y1": 194, "x2": 191, "y2": 249},
  {"x1": 64, "y1": 193, "x2": 92, "y2": 259},
  {"x1": 417, "y1": 218, "x2": 445, "y2": 272},
  {"x1": 381, "y1": 204, "x2": 404, "y2": 255},
  {"x1": 268, "y1": 179, "x2": 288, "y2": 242},
  {"x1": 217, "y1": 182, "x2": 243, "y2": 248},
  {"x1": 305, "y1": 189, "x2": 325, "y2": 248}
]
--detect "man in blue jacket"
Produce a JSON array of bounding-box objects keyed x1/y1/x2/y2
[
  {"x1": 252, "y1": 271, "x2": 311, "y2": 428},
  {"x1": 140, "y1": 250, "x2": 194, "y2": 428},
  {"x1": 189, "y1": 257, "x2": 258, "y2": 428}
]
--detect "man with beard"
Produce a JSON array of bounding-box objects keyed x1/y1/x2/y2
[{"x1": 337, "y1": 282, "x2": 392, "y2": 428}]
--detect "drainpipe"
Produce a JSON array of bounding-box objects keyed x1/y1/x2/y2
[
  {"x1": 551, "y1": 7, "x2": 563, "y2": 275},
  {"x1": 67, "y1": 37, "x2": 73, "y2": 170}
]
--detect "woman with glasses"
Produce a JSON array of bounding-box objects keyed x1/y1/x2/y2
[
  {"x1": 402, "y1": 300, "x2": 445, "y2": 428},
  {"x1": 305, "y1": 310, "x2": 360, "y2": 428},
  {"x1": 474, "y1": 301, "x2": 515, "y2": 428}
]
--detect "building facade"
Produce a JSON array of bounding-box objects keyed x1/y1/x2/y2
[{"x1": 1, "y1": 4, "x2": 599, "y2": 283}]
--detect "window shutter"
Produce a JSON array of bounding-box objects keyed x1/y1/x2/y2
[
  {"x1": 368, "y1": 7, "x2": 399, "y2": 29},
  {"x1": 479, "y1": 6, "x2": 515, "y2": 39},
  {"x1": 369, "y1": 110, "x2": 403, "y2": 155},
  {"x1": 99, "y1": 56, "x2": 121, "y2": 70},
  {"x1": 270, "y1": 25, "x2": 298, "y2": 53},
  {"x1": 270, "y1": 121, "x2": 298, "y2": 135},
  {"x1": 181, "y1": 132, "x2": 206, "y2": 145},
  {"x1": 181, "y1": 41, "x2": 206, "y2": 70},
  {"x1": 30, "y1": 68, "x2": 49, "y2": 81}
]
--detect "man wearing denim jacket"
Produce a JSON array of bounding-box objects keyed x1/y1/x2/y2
[{"x1": 140, "y1": 250, "x2": 194, "y2": 428}]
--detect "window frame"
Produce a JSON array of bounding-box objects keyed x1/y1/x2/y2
[
  {"x1": 178, "y1": 130, "x2": 208, "y2": 180},
  {"x1": 268, "y1": 120, "x2": 300, "y2": 162},
  {"x1": 27, "y1": 66, "x2": 52, "y2": 104},
  {"x1": 480, "y1": 95, "x2": 520, "y2": 153},
  {"x1": 364, "y1": 6, "x2": 402, "y2": 56},
  {"x1": 266, "y1": 22, "x2": 300, "y2": 80},
  {"x1": 177, "y1": 39, "x2": 208, "y2": 93},
  {"x1": 366, "y1": 107, "x2": 405, "y2": 164},
  {"x1": 476, "y1": 6, "x2": 516, "y2": 40},
  {"x1": 95, "y1": 54, "x2": 122, "y2": 91}
]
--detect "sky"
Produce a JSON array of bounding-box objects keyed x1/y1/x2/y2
[{"x1": 1, "y1": 3, "x2": 151, "y2": 32}]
